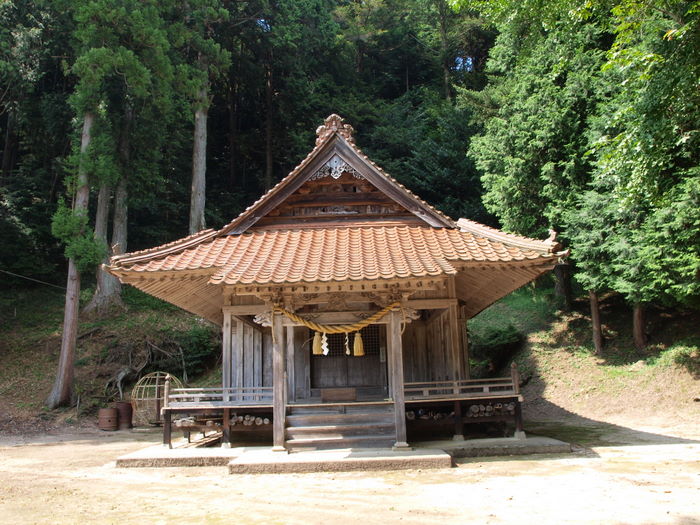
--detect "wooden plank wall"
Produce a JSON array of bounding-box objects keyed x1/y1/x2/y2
[
  {"x1": 293, "y1": 328, "x2": 310, "y2": 400},
  {"x1": 402, "y1": 309, "x2": 460, "y2": 382},
  {"x1": 230, "y1": 322, "x2": 274, "y2": 388}
]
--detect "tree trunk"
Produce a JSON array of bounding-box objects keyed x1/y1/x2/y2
[
  {"x1": 264, "y1": 50, "x2": 273, "y2": 191},
  {"x1": 589, "y1": 290, "x2": 603, "y2": 355},
  {"x1": 85, "y1": 108, "x2": 132, "y2": 315},
  {"x1": 228, "y1": 78, "x2": 239, "y2": 189},
  {"x1": 554, "y1": 262, "x2": 573, "y2": 311},
  {"x1": 83, "y1": 182, "x2": 113, "y2": 315},
  {"x1": 47, "y1": 111, "x2": 95, "y2": 409},
  {"x1": 190, "y1": 86, "x2": 208, "y2": 234},
  {"x1": 2, "y1": 110, "x2": 16, "y2": 179},
  {"x1": 228, "y1": 43, "x2": 242, "y2": 189},
  {"x1": 633, "y1": 303, "x2": 647, "y2": 350},
  {"x1": 436, "y1": 0, "x2": 452, "y2": 102}
]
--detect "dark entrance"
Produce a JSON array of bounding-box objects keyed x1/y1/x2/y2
[{"x1": 310, "y1": 325, "x2": 388, "y2": 395}]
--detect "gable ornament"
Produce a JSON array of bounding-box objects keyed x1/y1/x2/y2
[{"x1": 310, "y1": 154, "x2": 363, "y2": 181}]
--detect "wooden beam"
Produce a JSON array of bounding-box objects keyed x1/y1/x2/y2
[
  {"x1": 405, "y1": 298, "x2": 457, "y2": 310},
  {"x1": 232, "y1": 277, "x2": 448, "y2": 296},
  {"x1": 223, "y1": 305, "x2": 268, "y2": 315},
  {"x1": 278, "y1": 311, "x2": 392, "y2": 326},
  {"x1": 389, "y1": 310, "x2": 408, "y2": 448},
  {"x1": 272, "y1": 312, "x2": 286, "y2": 450}
]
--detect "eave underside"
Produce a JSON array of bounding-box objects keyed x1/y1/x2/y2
[{"x1": 115, "y1": 260, "x2": 555, "y2": 325}]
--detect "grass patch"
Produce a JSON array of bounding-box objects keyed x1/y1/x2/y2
[
  {"x1": 645, "y1": 339, "x2": 700, "y2": 377},
  {"x1": 468, "y1": 285, "x2": 557, "y2": 377},
  {"x1": 470, "y1": 285, "x2": 557, "y2": 338},
  {"x1": 122, "y1": 287, "x2": 178, "y2": 312}
]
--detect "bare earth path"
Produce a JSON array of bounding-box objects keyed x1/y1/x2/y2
[{"x1": 1, "y1": 418, "x2": 699, "y2": 525}]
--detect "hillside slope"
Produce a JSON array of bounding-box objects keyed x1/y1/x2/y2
[
  {"x1": 470, "y1": 287, "x2": 699, "y2": 428},
  {"x1": 0, "y1": 287, "x2": 220, "y2": 434}
]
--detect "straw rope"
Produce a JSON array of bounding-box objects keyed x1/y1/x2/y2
[{"x1": 272, "y1": 301, "x2": 400, "y2": 334}]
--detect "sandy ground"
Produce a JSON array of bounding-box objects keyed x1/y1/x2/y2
[{"x1": 1, "y1": 417, "x2": 699, "y2": 525}]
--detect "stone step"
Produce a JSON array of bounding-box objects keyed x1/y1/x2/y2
[
  {"x1": 285, "y1": 434, "x2": 396, "y2": 451},
  {"x1": 286, "y1": 422, "x2": 395, "y2": 439}
]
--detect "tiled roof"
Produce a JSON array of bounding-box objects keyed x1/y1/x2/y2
[{"x1": 110, "y1": 226, "x2": 558, "y2": 286}]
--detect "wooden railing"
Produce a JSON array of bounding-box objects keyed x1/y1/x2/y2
[
  {"x1": 404, "y1": 363, "x2": 521, "y2": 400},
  {"x1": 163, "y1": 384, "x2": 273, "y2": 409}
]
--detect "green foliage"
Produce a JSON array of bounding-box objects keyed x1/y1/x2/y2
[
  {"x1": 122, "y1": 287, "x2": 178, "y2": 312},
  {"x1": 50, "y1": 200, "x2": 105, "y2": 273},
  {"x1": 365, "y1": 88, "x2": 492, "y2": 222},
  {"x1": 467, "y1": 16, "x2": 608, "y2": 238},
  {"x1": 566, "y1": 0, "x2": 700, "y2": 307}
]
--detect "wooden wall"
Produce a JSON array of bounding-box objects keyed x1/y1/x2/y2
[
  {"x1": 402, "y1": 308, "x2": 466, "y2": 382},
  {"x1": 223, "y1": 302, "x2": 468, "y2": 396},
  {"x1": 229, "y1": 321, "x2": 273, "y2": 388}
]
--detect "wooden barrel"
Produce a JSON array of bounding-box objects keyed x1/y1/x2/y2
[
  {"x1": 98, "y1": 408, "x2": 118, "y2": 431},
  {"x1": 115, "y1": 401, "x2": 133, "y2": 430}
]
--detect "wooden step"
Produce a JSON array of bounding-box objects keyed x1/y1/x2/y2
[
  {"x1": 286, "y1": 422, "x2": 395, "y2": 439},
  {"x1": 288, "y1": 404, "x2": 393, "y2": 415},
  {"x1": 286, "y1": 412, "x2": 394, "y2": 427}
]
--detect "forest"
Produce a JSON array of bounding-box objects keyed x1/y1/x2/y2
[{"x1": 1, "y1": 1, "x2": 698, "y2": 407}]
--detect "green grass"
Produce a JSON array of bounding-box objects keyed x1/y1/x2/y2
[
  {"x1": 645, "y1": 339, "x2": 700, "y2": 376},
  {"x1": 469, "y1": 284, "x2": 557, "y2": 338}
]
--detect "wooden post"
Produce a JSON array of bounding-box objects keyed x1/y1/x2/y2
[
  {"x1": 234, "y1": 319, "x2": 244, "y2": 389},
  {"x1": 448, "y1": 303, "x2": 464, "y2": 381},
  {"x1": 514, "y1": 400, "x2": 525, "y2": 440},
  {"x1": 453, "y1": 400, "x2": 464, "y2": 441},
  {"x1": 162, "y1": 375, "x2": 171, "y2": 448},
  {"x1": 462, "y1": 308, "x2": 470, "y2": 379},
  {"x1": 272, "y1": 312, "x2": 286, "y2": 451},
  {"x1": 222, "y1": 311, "x2": 232, "y2": 401},
  {"x1": 389, "y1": 310, "x2": 409, "y2": 448},
  {"x1": 223, "y1": 407, "x2": 231, "y2": 448},
  {"x1": 510, "y1": 362, "x2": 520, "y2": 394},
  {"x1": 286, "y1": 326, "x2": 296, "y2": 403},
  {"x1": 162, "y1": 409, "x2": 172, "y2": 448}
]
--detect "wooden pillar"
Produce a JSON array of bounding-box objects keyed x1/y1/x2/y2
[
  {"x1": 286, "y1": 326, "x2": 296, "y2": 403},
  {"x1": 461, "y1": 307, "x2": 470, "y2": 379},
  {"x1": 448, "y1": 303, "x2": 464, "y2": 380},
  {"x1": 389, "y1": 310, "x2": 408, "y2": 448},
  {"x1": 234, "y1": 319, "x2": 244, "y2": 389},
  {"x1": 162, "y1": 375, "x2": 171, "y2": 448},
  {"x1": 223, "y1": 407, "x2": 231, "y2": 447},
  {"x1": 222, "y1": 311, "x2": 232, "y2": 397},
  {"x1": 294, "y1": 328, "x2": 310, "y2": 400},
  {"x1": 162, "y1": 410, "x2": 172, "y2": 448},
  {"x1": 272, "y1": 312, "x2": 286, "y2": 451},
  {"x1": 453, "y1": 400, "x2": 464, "y2": 441}
]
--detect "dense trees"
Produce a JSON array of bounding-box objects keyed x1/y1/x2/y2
[
  {"x1": 458, "y1": 0, "x2": 700, "y2": 349},
  {"x1": 1, "y1": 1, "x2": 698, "y2": 405},
  {"x1": 2, "y1": 0, "x2": 492, "y2": 407}
]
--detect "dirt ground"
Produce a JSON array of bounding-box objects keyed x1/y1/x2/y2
[{"x1": 1, "y1": 416, "x2": 699, "y2": 525}]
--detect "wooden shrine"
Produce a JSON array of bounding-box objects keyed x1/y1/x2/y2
[{"x1": 108, "y1": 114, "x2": 565, "y2": 450}]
